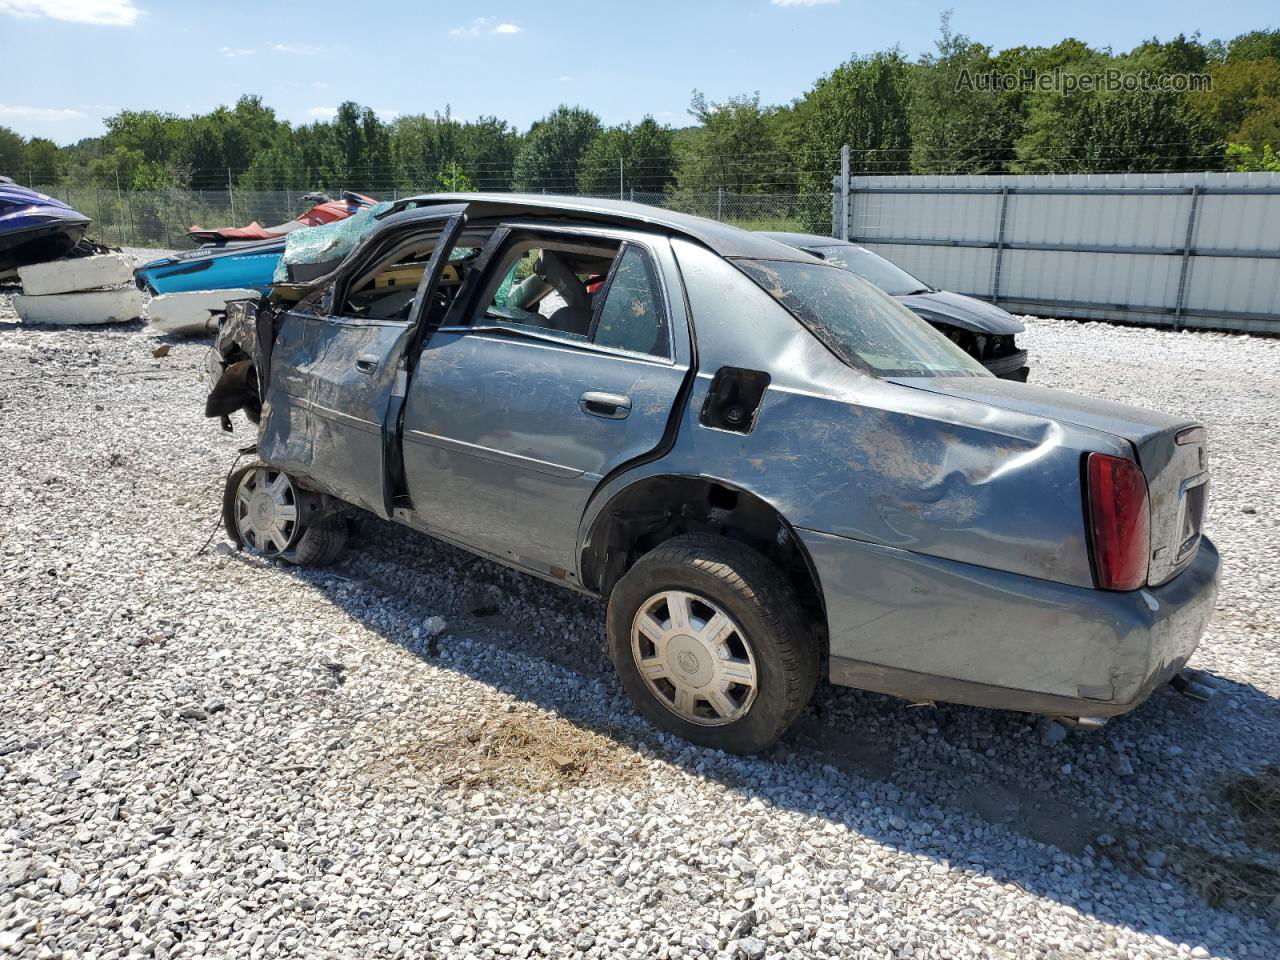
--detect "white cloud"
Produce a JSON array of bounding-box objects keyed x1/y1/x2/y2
[
  {"x1": 272, "y1": 41, "x2": 322, "y2": 55},
  {"x1": 0, "y1": 0, "x2": 141, "y2": 25},
  {"x1": 770, "y1": 0, "x2": 837, "y2": 6},
  {"x1": 450, "y1": 16, "x2": 522, "y2": 36},
  {"x1": 0, "y1": 103, "x2": 88, "y2": 122},
  {"x1": 558, "y1": 75, "x2": 572, "y2": 82},
  {"x1": 219, "y1": 46, "x2": 254, "y2": 57}
]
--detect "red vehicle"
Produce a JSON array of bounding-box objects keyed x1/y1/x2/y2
[{"x1": 186, "y1": 191, "x2": 378, "y2": 247}]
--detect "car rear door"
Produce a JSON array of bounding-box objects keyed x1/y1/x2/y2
[
  {"x1": 400, "y1": 228, "x2": 691, "y2": 579},
  {"x1": 260, "y1": 211, "x2": 465, "y2": 518}
]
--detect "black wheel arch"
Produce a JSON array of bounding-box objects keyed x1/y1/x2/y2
[{"x1": 579, "y1": 473, "x2": 827, "y2": 642}]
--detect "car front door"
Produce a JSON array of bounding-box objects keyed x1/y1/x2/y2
[
  {"x1": 260, "y1": 211, "x2": 465, "y2": 518},
  {"x1": 400, "y1": 228, "x2": 691, "y2": 580}
]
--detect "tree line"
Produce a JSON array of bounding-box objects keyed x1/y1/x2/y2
[{"x1": 2, "y1": 20, "x2": 1278, "y2": 200}]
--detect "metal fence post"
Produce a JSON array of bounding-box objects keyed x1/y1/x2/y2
[
  {"x1": 716, "y1": 187, "x2": 723, "y2": 221},
  {"x1": 113, "y1": 168, "x2": 126, "y2": 247},
  {"x1": 990, "y1": 186, "x2": 1011, "y2": 303},
  {"x1": 227, "y1": 167, "x2": 235, "y2": 225},
  {"x1": 839, "y1": 144, "x2": 850, "y2": 240},
  {"x1": 1174, "y1": 184, "x2": 1202, "y2": 331}
]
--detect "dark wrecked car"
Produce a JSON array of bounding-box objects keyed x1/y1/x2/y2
[
  {"x1": 206, "y1": 194, "x2": 1217, "y2": 754},
  {"x1": 762, "y1": 232, "x2": 1029, "y2": 381}
]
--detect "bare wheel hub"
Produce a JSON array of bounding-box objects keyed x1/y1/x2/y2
[
  {"x1": 234, "y1": 467, "x2": 299, "y2": 554},
  {"x1": 630, "y1": 590, "x2": 758, "y2": 726}
]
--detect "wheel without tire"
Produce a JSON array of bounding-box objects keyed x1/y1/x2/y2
[
  {"x1": 607, "y1": 534, "x2": 819, "y2": 754},
  {"x1": 222, "y1": 463, "x2": 347, "y2": 567}
]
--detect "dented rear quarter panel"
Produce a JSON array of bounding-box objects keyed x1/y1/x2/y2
[
  {"x1": 590, "y1": 239, "x2": 1130, "y2": 589},
  {"x1": 580, "y1": 239, "x2": 1171, "y2": 705}
]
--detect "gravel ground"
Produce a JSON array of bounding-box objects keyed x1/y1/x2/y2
[{"x1": 1, "y1": 266, "x2": 1279, "y2": 960}]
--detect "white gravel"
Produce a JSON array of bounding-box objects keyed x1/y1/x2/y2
[{"x1": 1, "y1": 275, "x2": 1278, "y2": 960}]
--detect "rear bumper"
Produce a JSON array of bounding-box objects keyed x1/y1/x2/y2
[{"x1": 802, "y1": 529, "x2": 1219, "y2": 717}]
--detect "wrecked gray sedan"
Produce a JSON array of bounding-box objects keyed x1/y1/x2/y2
[{"x1": 206, "y1": 194, "x2": 1219, "y2": 753}]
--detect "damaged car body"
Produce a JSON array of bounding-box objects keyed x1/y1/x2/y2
[{"x1": 206, "y1": 194, "x2": 1218, "y2": 753}]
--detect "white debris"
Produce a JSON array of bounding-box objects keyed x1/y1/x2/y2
[
  {"x1": 13, "y1": 286, "x2": 144, "y2": 325},
  {"x1": 146, "y1": 288, "x2": 258, "y2": 336},
  {"x1": 17, "y1": 253, "x2": 133, "y2": 296}
]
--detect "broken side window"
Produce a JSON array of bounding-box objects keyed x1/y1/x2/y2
[{"x1": 591, "y1": 244, "x2": 669, "y2": 359}]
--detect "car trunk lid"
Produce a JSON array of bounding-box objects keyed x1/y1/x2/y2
[{"x1": 893, "y1": 377, "x2": 1209, "y2": 586}]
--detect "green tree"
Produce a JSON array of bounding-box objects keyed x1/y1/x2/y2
[
  {"x1": 390, "y1": 109, "x2": 463, "y2": 189},
  {"x1": 455, "y1": 116, "x2": 519, "y2": 191},
  {"x1": 24, "y1": 138, "x2": 61, "y2": 182},
  {"x1": 239, "y1": 144, "x2": 311, "y2": 191},
  {"x1": 576, "y1": 117, "x2": 677, "y2": 195},
  {"x1": 1128, "y1": 33, "x2": 1212, "y2": 74},
  {"x1": 437, "y1": 163, "x2": 475, "y2": 192},
  {"x1": 331, "y1": 102, "x2": 389, "y2": 189},
  {"x1": 790, "y1": 51, "x2": 913, "y2": 187},
  {"x1": 1227, "y1": 29, "x2": 1280, "y2": 63},
  {"x1": 1191, "y1": 58, "x2": 1280, "y2": 151},
  {"x1": 511, "y1": 105, "x2": 601, "y2": 192},
  {"x1": 912, "y1": 18, "x2": 1024, "y2": 174},
  {"x1": 676, "y1": 91, "x2": 776, "y2": 192},
  {"x1": 88, "y1": 146, "x2": 145, "y2": 188},
  {"x1": 0, "y1": 126, "x2": 26, "y2": 178},
  {"x1": 1025, "y1": 89, "x2": 1216, "y2": 172},
  {"x1": 391, "y1": 110, "x2": 519, "y2": 191},
  {"x1": 1226, "y1": 142, "x2": 1280, "y2": 170}
]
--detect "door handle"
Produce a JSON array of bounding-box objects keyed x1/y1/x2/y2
[
  {"x1": 579, "y1": 391, "x2": 631, "y2": 419},
  {"x1": 355, "y1": 354, "x2": 380, "y2": 374}
]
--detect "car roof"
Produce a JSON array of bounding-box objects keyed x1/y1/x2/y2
[
  {"x1": 758, "y1": 231, "x2": 868, "y2": 252},
  {"x1": 381, "y1": 193, "x2": 816, "y2": 260}
]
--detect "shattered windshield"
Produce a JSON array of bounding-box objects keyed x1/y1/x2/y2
[
  {"x1": 809, "y1": 245, "x2": 931, "y2": 297},
  {"x1": 735, "y1": 259, "x2": 989, "y2": 378}
]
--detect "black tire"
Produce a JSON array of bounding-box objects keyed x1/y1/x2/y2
[
  {"x1": 607, "y1": 534, "x2": 819, "y2": 754},
  {"x1": 287, "y1": 515, "x2": 348, "y2": 567},
  {"x1": 222, "y1": 463, "x2": 348, "y2": 568}
]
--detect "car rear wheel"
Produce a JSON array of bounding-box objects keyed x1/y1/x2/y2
[
  {"x1": 607, "y1": 534, "x2": 819, "y2": 754},
  {"x1": 222, "y1": 463, "x2": 347, "y2": 567}
]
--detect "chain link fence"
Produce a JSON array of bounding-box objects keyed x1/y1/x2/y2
[{"x1": 27, "y1": 183, "x2": 834, "y2": 250}]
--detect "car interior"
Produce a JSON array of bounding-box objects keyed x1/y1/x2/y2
[
  {"x1": 331, "y1": 225, "x2": 670, "y2": 358},
  {"x1": 478, "y1": 238, "x2": 619, "y2": 341},
  {"x1": 340, "y1": 237, "x2": 486, "y2": 322}
]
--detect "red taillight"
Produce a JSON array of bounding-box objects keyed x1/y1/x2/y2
[{"x1": 1086, "y1": 453, "x2": 1150, "y2": 591}]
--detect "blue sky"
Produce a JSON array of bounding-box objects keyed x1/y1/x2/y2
[{"x1": 1, "y1": 0, "x2": 1275, "y2": 145}]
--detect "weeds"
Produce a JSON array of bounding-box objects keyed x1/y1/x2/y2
[{"x1": 1226, "y1": 768, "x2": 1280, "y2": 853}]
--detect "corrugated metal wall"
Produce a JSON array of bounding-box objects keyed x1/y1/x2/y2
[{"x1": 834, "y1": 172, "x2": 1280, "y2": 334}]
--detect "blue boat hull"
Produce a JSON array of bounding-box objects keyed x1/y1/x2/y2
[{"x1": 134, "y1": 238, "x2": 284, "y2": 295}]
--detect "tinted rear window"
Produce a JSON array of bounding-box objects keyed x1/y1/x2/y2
[{"x1": 735, "y1": 259, "x2": 989, "y2": 378}]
